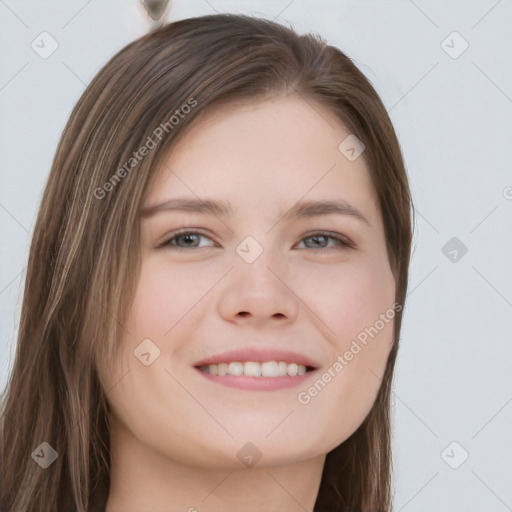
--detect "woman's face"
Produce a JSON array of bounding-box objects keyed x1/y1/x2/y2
[{"x1": 101, "y1": 94, "x2": 396, "y2": 469}]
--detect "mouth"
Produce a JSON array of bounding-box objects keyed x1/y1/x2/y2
[
  {"x1": 193, "y1": 348, "x2": 319, "y2": 391},
  {"x1": 196, "y1": 361, "x2": 316, "y2": 377}
]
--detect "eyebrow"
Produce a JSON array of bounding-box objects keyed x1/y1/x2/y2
[{"x1": 141, "y1": 197, "x2": 370, "y2": 225}]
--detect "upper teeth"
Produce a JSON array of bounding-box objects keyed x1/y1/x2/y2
[{"x1": 200, "y1": 361, "x2": 308, "y2": 377}]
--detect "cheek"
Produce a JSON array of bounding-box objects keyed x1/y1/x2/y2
[
  {"x1": 298, "y1": 251, "x2": 395, "y2": 346},
  {"x1": 292, "y1": 253, "x2": 396, "y2": 443},
  {"x1": 129, "y1": 260, "x2": 214, "y2": 336}
]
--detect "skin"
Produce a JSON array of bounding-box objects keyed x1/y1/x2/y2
[{"x1": 101, "y1": 93, "x2": 396, "y2": 512}]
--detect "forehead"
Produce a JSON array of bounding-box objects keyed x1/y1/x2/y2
[{"x1": 146, "y1": 94, "x2": 380, "y2": 225}]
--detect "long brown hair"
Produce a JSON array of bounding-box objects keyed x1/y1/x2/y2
[{"x1": 0, "y1": 14, "x2": 412, "y2": 511}]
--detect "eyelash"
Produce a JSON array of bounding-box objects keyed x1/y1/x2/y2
[{"x1": 156, "y1": 229, "x2": 356, "y2": 252}]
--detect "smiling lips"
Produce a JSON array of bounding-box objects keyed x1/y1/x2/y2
[{"x1": 193, "y1": 347, "x2": 318, "y2": 390}]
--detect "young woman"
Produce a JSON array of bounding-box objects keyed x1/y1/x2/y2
[{"x1": 0, "y1": 13, "x2": 413, "y2": 512}]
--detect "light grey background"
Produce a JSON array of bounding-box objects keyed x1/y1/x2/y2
[{"x1": 1, "y1": 1, "x2": 511, "y2": 510}]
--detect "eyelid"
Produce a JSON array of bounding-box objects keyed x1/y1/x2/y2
[
  {"x1": 155, "y1": 228, "x2": 217, "y2": 249},
  {"x1": 156, "y1": 228, "x2": 357, "y2": 252},
  {"x1": 302, "y1": 231, "x2": 356, "y2": 249}
]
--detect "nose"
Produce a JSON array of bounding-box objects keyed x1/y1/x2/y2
[{"x1": 216, "y1": 249, "x2": 299, "y2": 327}]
